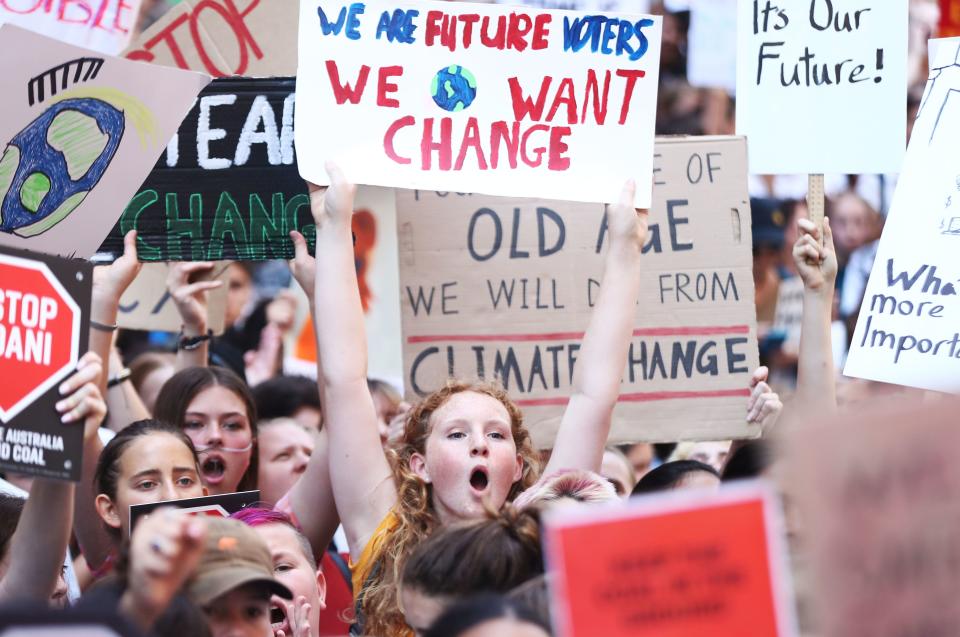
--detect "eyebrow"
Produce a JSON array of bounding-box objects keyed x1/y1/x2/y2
[{"x1": 185, "y1": 412, "x2": 247, "y2": 419}]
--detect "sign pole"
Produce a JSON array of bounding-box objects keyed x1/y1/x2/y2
[{"x1": 808, "y1": 173, "x2": 825, "y2": 246}]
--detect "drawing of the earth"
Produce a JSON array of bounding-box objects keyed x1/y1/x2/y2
[
  {"x1": 431, "y1": 65, "x2": 477, "y2": 112},
  {"x1": 0, "y1": 98, "x2": 124, "y2": 237}
]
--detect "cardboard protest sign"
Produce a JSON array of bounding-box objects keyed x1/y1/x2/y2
[
  {"x1": 129, "y1": 489, "x2": 260, "y2": 529},
  {"x1": 0, "y1": 245, "x2": 91, "y2": 481},
  {"x1": 735, "y1": 0, "x2": 908, "y2": 174},
  {"x1": 844, "y1": 38, "x2": 960, "y2": 393},
  {"x1": 118, "y1": 262, "x2": 230, "y2": 334},
  {"x1": 785, "y1": 398, "x2": 960, "y2": 637},
  {"x1": 543, "y1": 481, "x2": 796, "y2": 637},
  {"x1": 124, "y1": 0, "x2": 298, "y2": 77},
  {"x1": 296, "y1": 0, "x2": 662, "y2": 207},
  {"x1": 398, "y1": 136, "x2": 759, "y2": 447},
  {"x1": 0, "y1": 26, "x2": 209, "y2": 258},
  {"x1": 0, "y1": 0, "x2": 142, "y2": 55},
  {"x1": 98, "y1": 77, "x2": 313, "y2": 262}
]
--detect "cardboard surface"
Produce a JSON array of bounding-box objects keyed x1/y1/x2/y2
[
  {"x1": 129, "y1": 489, "x2": 260, "y2": 529},
  {"x1": 397, "y1": 136, "x2": 759, "y2": 447},
  {"x1": 844, "y1": 37, "x2": 960, "y2": 393},
  {"x1": 124, "y1": 0, "x2": 297, "y2": 76},
  {"x1": 0, "y1": 0, "x2": 142, "y2": 54},
  {"x1": 786, "y1": 398, "x2": 960, "y2": 637},
  {"x1": 543, "y1": 481, "x2": 795, "y2": 637},
  {"x1": 735, "y1": 0, "x2": 908, "y2": 174},
  {"x1": 118, "y1": 262, "x2": 230, "y2": 334},
  {"x1": 0, "y1": 244, "x2": 91, "y2": 482},
  {"x1": 0, "y1": 26, "x2": 209, "y2": 258},
  {"x1": 295, "y1": 0, "x2": 662, "y2": 207},
  {"x1": 98, "y1": 77, "x2": 314, "y2": 262}
]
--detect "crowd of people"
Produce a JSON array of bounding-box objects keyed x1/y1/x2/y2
[{"x1": 0, "y1": 1, "x2": 945, "y2": 636}]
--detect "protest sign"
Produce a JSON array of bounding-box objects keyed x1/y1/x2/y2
[
  {"x1": 98, "y1": 77, "x2": 313, "y2": 262},
  {"x1": 493, "y1": 0, "x2": 649, "y2": 12},
  {"x1": 397, "y1": 136, "x2": 759, "y2": 447},
  {"x1": 786, "y1": 398, "x2": 960, "y2": 637},
  {"x1": 125, "y1": 0, "x2": 297, "y2": 76},
  {"x1": 0, "y1": 26, "x2": 209, "y2": 258},
  {"x1": 735, "y1": 0, "x2": 908, "y2": 174},
  {"x1": 844, "y1": 38, "x2": 960, "y2": 393},
  {"x1": 296, "y1": 0, "x2": 662, "y2": 207},
  {"x1": 118, "y1": 262, "x2": 230, "y2": 334},
  {"x1": 0, "y1": 607, "x2": 143, "y2": 637},
  {"x1": 941, "y1": 0, "x2": 960, "y2": 38},
  {"x1": 543, "y1": 481, "x2": 796, "y2": 637},
  {"x1": 0, "y1": 0, "x2": 141, "y2": 54},
  {"x1": 129, "y1": 489, "x2": 260, "y2": 529},
  {"x1": 686, "y1": 0, "x2": 737, "y2": 94},
  {"x1": 0, "y1": 244, "x2": 91, "y2": 482},
  {"x1": 771, "y1": 276, "x2": 804, "y2": 357}
]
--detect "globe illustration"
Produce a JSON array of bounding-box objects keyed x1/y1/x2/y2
[
  {"x1": 431, "y1": 65, "x2": 478, "y2": 112},
  {"x1": 0, "y1": 98, "x2": 124, "y2": 237}
]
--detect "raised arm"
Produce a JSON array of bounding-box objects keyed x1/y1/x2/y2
[
  {"x1": 309, "y1": 165, "x2": 396, "y2": 560},
  {"x1": 793, "y1": 217, "x2": 838, "y2": 412},
  {"x1": 0, "y1": 353, "x2": 105, "y2": 602},
  {"x1": 547, "y1": 181, "x2": 648, "y2": 475},
  {"x1": 168, "y1": 261, "x2": 222, "y2": 371},
  {"x1": 282, "y1": 230, "x2": 339, "y2": 556}
]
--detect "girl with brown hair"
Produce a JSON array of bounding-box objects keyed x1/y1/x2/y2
[{"x1": 309, "y1": 163, "x2": 647, "y2": 636}]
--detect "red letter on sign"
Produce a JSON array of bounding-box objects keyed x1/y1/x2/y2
[
  {"x1": 326, "y1": 60, "x2": 371, "y2": 104},
  {"x1": 384, "y1": 116, "x2": 414, "y2": 165},
  {"x1": 377, "y1": 66, "x2": 403, "y2": 108}
]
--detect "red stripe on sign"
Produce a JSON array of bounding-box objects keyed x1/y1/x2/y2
[
  {"x1": 407, "y1": 325, "x2": 750, "y2": 344},
  {"x1": 515, "y1": 388, "x2": 751, "y2": 408}
]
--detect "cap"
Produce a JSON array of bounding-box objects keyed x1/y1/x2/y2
[
  {"x1": 751, "y1": 197, "x2": 787, "y2": 248},
  {"x1": 186, "y1": 516, "x2": 292, "y2": 606}
]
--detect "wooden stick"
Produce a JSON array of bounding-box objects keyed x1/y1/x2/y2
[{"x1": 808, "y1": 173, "x2": 825, "y2": 245}]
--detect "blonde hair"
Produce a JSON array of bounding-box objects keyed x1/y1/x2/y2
[
  {"x1": 513, "y1": 469, "x2": 619, "y2": 510},
  {"x1": 359, "y1": 380, "x2": 541, "y2": 636}
]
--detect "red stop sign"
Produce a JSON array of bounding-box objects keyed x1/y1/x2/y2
[{"x1": 0, "y1": 254, "x2": 80, "y2": 423}]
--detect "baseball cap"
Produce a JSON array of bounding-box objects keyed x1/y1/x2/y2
[{"x1": 186, "y1": 516, "x2": 292, "y2": 606}]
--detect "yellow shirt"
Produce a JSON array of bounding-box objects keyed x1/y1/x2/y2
[{"x1": 349, "y1": 511, "x2": 414, "y2": 637}]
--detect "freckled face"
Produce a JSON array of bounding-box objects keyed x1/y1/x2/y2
[{"x1": 412, "y1": 391, "x2": 523, "y2": 524}]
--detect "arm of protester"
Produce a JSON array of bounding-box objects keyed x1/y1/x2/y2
[
  {"x1": 91, "y1": 231, "x2": 142, "y2": 398},
  {"x1": 309, "y1": 164, "x2": 396, "y2": 560},
  {"x1": 0, "y1": 353, "x2": 105, "y2": 602},
  {"x1": 793, "y1": 218, "x2": 838, "y2": 412},
  {"x1": 547, "y1": 181, "x2": 647, "y2": 475},
  {"x1": 168, "y1": 261, "x2": 222, "y2": 371},
  {"x1": 119, "y1": 509, "x2": 207, "y2": 632},
  {"x1": 105, "y1": 345, "x2": 149, "y2": 430}
]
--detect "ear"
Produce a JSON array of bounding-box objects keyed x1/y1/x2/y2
[
  {"x1": 315, "y1": 569, "x2": 327, "y2": 610},
  {"x1": 409, "y1": 452, "x2": 431, "y2": 484},
  {"x1": 513, "y1": 453, "x2": 524, "y2": 483},
  {"x1": 94, "y1": 494, "x2": 122, "y2": 531},
  {"x1": 202, "y1": 485, "x2": 209, "y2": 496}
]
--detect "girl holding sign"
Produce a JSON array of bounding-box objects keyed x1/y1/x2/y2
[{"x1": 308, "y1": 163, "x2": 648, "y2": 636}]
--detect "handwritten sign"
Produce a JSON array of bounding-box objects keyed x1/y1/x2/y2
[
  {"x1": 0, "y1": 0, "x2": 142, "y2": 54},
  {"x1": 295, "y1": 0, "x2": 662, "y2": 207},
  {"x1": 124, "y1": 0, "x2": 298, "y2": 77},
  {"x1": 786, "y1": 398, "x2": 960, "y2": 637},
  {"x1": 493, "y1": 0, "x2": 649, "y2": 11},
  {"x1": 397, "y1": 136, "x2": 759, "y2": 447},
  {"x1": 0, "y1": 26, "x2": 209, "y2": 258},
  {"x1": 844, "y1": 38, "x2": 960, "y2": 393},
  {"x1": 0, "y1": 244, "x2": 90, "y2": 482},
  {"x1": 735, "y1": 0, "x2": 908, "y2": 174},
  {"x1": 118, "y1": 263, "x2": 230, "y2": 334},
  {"x1": 544, "y1": 481, "x2": 796, "y2": 637},
  {"x1": 98, "y1": 77, "x2": 314, "y2": 262}
]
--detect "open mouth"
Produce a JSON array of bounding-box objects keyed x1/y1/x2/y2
[
  {"x1": 270, "y1": 604, "x2": 288, "y2": 634},
  {"x1": 201, "y1": 456, "x2": 225, "y2": 480},
  {"x1": 470, "y1": 467, "x2": 489, "y2": 491}
]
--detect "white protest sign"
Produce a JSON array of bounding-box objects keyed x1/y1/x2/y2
[
  {"x1": 296, "y1": 0, "x2": 662, "y2": 207},
  {"x1": 0, "y1": 0, "x2": 142, "y2": 54},
  {"x1": 735, "y1": 0, "x2": 908, "y2": 174},
  {"x1": 0, "y1": 26, "x2": 210, "y2": 258},
  {"x1": 844, "y1": 37, "x2": 960, "y2": 393},
  {"x1": 687, "y1": 0, "x2": 737, "y2": 94},
  {"x1": 493, "y1": 0, "x2": 649, "y2": 12}
]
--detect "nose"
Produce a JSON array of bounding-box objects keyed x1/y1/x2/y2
[
  {"x1": 160, "y1": 479, "x2": 178, "y2": 501},
  {"x1": 294, "y1": 451, "x2": 309, "y2": 474},
  {"x1": 203, "y1": 423, "x2": 222, "y2": 447},
  {"x1": 470, "y1": 435, "x2": 489, "y2": 457}
]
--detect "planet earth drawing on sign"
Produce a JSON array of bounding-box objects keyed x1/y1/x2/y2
[
  {"x1": 431, "y1": 65, "x2": 478, "y2": 112},
  {"x1": 0, "y1": 98, "x2": 124, "y2": 237}
]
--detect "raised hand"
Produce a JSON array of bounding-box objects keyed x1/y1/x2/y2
[
  {"x1": 272, "y1": 594, "x2": 312, "y2": 637},
  {"x1": 605, "y1": 179, "x2": 649, "y2": 253},
  {"x1": 166, "y1": 261, "x2": 222, "y2": 334},
  {"x1": 92, "y1": 230, "x2": 142, "y2": 306},
  {"x1": 288, "y1": 230, "x2": 316, "y2": 302},
  {"x1": 746, "y1": 366, "x2": 783, "y2": 434},
  {"x1": 56, "y1": 351, "x2": 106, "y2": 441},
  {"x1": 793, "y1": 217, "x2": 838, "y2": 294},
  {"x1": 307, "y1": 161, "x2": 357, "y2": 231}
]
